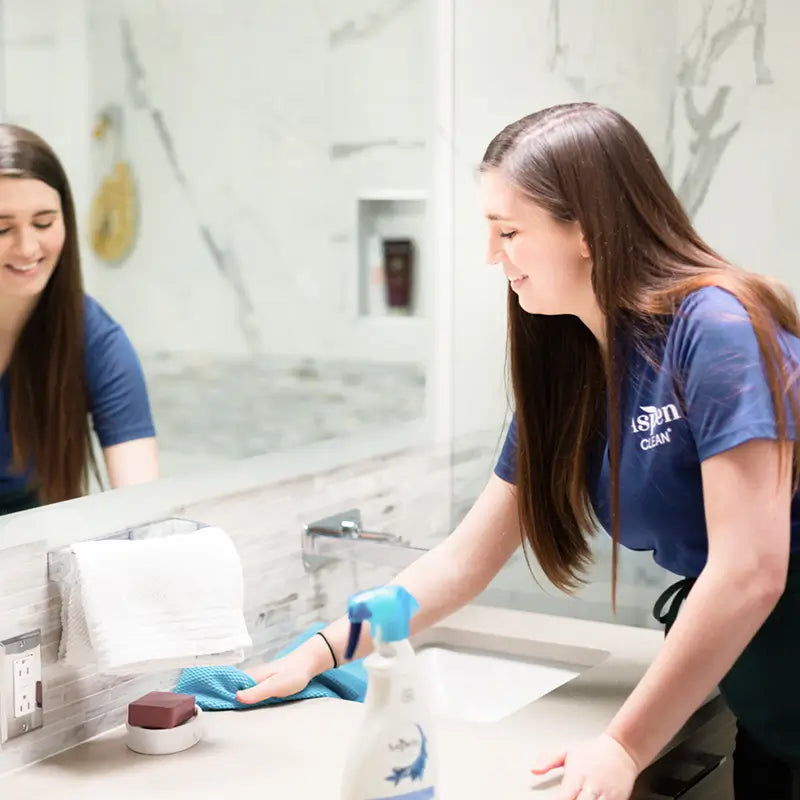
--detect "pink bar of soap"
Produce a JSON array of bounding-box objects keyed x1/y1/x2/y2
[{"x1": 128, "y1": 691, "x2": 196, "y2": 730}]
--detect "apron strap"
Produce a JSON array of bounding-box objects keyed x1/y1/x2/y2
[
  {"x1": 0, "y1": 487, "x2": 40, "y2": 516},
  {"x1": 653, "y1": 576, "x2": 696, "y2": 631}
]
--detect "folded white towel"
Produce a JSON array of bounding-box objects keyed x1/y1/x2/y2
[{"x1": 57, "y1": 527, "x2": 252, "y2": 674}]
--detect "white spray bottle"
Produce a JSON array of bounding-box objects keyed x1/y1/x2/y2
[{"x1": 340, "y1": 586, "x2": 437, "y2": 800}]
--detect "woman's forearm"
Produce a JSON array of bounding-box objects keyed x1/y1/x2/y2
[
  {"x1": 304, "y1": 551, "x2": 468, "y2": 674},
  {"x1": 606, "y1": 560, "x2": 783, "y2": 769},
  {"x1": 318, "y1": 544, "x2": 488, "y2": 667},
  {"x1": 304, "y1": 475, "x2": 521, "y2": 675}
]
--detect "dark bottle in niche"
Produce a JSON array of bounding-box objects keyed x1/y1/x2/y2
[{"x1": 382, "y1": 239, "x2": 414, "y2": 313}]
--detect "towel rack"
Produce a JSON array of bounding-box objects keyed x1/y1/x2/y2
[{"x1": 47, "y1": 516, "x2": 208, "y2": 583}]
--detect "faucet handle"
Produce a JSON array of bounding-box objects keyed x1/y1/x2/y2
[
  {"x1": 303, "y1": 509, "x2": 404, "y2": 544},
  {"x1": 340, "y1": 519, "x2": 361, "y2": 537}
]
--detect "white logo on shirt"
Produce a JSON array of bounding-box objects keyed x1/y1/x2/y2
[{"x1": 630, "y1": 403, "x2": 682, "y2": 451}]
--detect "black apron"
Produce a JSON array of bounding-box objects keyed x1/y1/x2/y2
[
  {"x1": 654, "y1": 553, "x2": 800, "y2": 764},
  {"x1": 0, "y1": 487, "x2": 40, "y2": 516}
]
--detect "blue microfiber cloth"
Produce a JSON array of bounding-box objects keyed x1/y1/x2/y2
[{"x1": 174, "y1": 622, "x2": 367, "y2": 711}]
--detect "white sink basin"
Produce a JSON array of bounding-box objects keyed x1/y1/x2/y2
[{"x1": 415, "y1": 645, "x2": 589, "y2": 724}]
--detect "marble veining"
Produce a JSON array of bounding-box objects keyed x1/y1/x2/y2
[
  {"x1": 545, "y1": 0, "x2": 588, "y2": 94},
  {"x1": 678, "y1": 0, "x2": 772, "y2": 87},
  {"x1": 675, "y1": 88, "x2": 741, "y2": 219},
  {"x1": 118, "y1": 16, "x2": 260, "y2": 352},
  {"x1": 330, "y1": 138, "x2": 426, "y2": 159},
  {"x1": 149, "y1": 108, "x2": 188, "y2": 189},
  {"x1": 545, "y1": 0, "x2": 604, "y2": 100},
  {"x1": 546, "y1": 0, "x2": 567, "y2": 73},
  {"x1": 663, "y1": 90, "x2": 677, "y2": 190},
  {"x1": 329, "y1": 0, "x2": 420, "y2": 48},
  {"x1": 673, "y1": 0, "x2": 772, "y2": 219}
]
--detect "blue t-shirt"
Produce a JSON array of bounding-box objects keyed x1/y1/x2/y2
[
  {"x1": 0, "y1": 295, "x2": 156, "y2": 493},
  {"x1": 494, "y1": 286, "x2": 800, "y2": 577}
]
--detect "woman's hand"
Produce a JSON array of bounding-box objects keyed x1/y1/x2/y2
[
  {"x1": 236, "y1": 648, "x2": 317, "y2": 705},
  {"x1": 531, "y1": 733, "x2": 640, "y2": 800}
]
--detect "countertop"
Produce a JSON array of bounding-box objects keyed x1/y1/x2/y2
[{"x1": 0, "y1": 604, "x2": 720, "y2": 798}]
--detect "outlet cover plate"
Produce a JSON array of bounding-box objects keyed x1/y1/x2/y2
[{"x1": 0, "y1": 629, "x2": 43, "y2": 744}]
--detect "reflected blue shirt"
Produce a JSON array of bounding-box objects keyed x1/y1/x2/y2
[
  {"x1": 0, "y1": 295, "x2": 155, "y2": 492},
  {"x1": 494, "y1": 287, "x2": 800, "y2": 577}
]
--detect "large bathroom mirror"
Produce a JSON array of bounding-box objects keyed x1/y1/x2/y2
[{"x1": 0, "y1": 0, "x2": 443, "y2": 512}]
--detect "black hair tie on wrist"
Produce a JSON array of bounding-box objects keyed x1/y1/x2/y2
[{"x1": 316, "y1": 631, "x2": 338, "y2": 669}]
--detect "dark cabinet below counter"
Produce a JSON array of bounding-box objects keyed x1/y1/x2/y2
[{"x1": 633, "y1": 696, "x2": 735, "y2": 799}]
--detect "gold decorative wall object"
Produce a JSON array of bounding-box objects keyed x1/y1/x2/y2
[{"x1": 89, "y1": 107, "x2": 138, "y2": 263}]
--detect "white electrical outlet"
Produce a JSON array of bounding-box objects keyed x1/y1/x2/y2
[
  {"x1": 13, "y1": 652, "x2": 38, "y2": 718},
  {"x1": 0, "y1": 630, "x2": 43, "y2": 743}
]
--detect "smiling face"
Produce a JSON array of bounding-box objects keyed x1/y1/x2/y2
[
  {"x1": 480, "y1": 168, "x2": 596, "y2": 318},
  {"x1": 0, "y1": 176, "x2": 65, "y2": 302}
]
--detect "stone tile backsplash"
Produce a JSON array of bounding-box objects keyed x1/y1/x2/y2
[{"x1": 0, "y1": 439, "x2": 453, "y2": 775}]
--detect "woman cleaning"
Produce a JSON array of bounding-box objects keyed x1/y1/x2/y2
[
  {"x1": 0, "y1": 124, "x2": 158, "y2": 515},
  {"x1": 239, "y1": 103, "x2": 800, "y2": 800}
]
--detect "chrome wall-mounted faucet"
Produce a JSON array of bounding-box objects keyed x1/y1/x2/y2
[{"x1": 301, "y1": 509, "x2": 426, "y2": 573}]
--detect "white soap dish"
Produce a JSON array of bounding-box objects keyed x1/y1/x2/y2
[{"x1": 126, "y1": 706, "x2": 204, "y2": 755}]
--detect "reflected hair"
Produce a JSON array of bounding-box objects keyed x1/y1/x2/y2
[{"x1": 480, "y1": 103, "x2": 800, "y2": 606}]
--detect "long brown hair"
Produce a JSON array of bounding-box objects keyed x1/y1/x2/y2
[
  {"x1": 1, "y1": 124, "x2": 96, "y2": 504},
  {"x1": 481, "y1": 103, "x2": 800, "y2": 604}
]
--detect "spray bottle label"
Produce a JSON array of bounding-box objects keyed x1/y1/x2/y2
[{"x1": 364, "y1": 722, "x2": 435, "y2": 799}]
